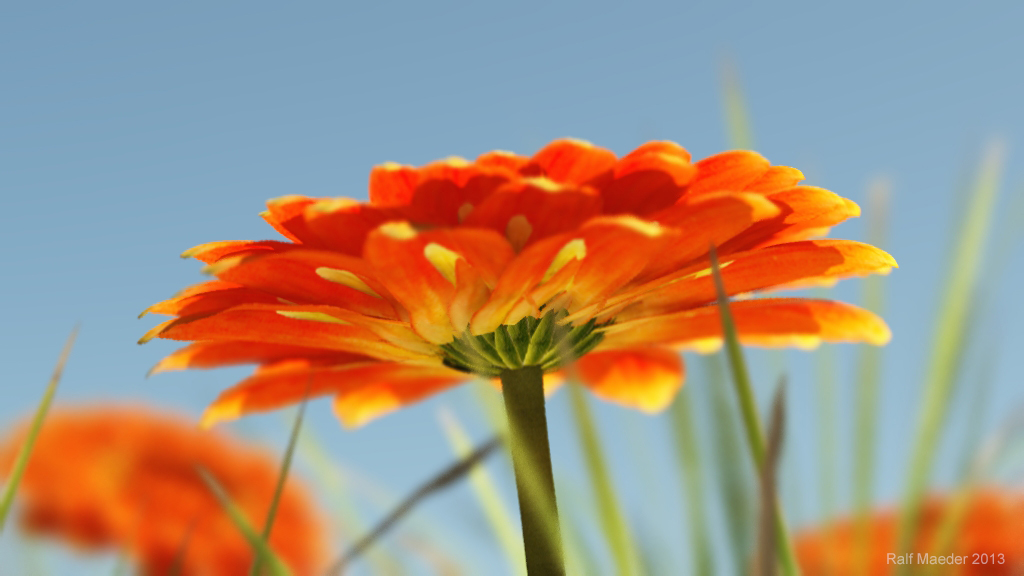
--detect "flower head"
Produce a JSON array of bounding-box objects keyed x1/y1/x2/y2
[
  {"x1": 0, "y1": 406, "x2": 328, "y2": 575},
  {"x1": 795, "y1": 490, "x2": 1024, "y2": 574},
  {"x1": 142, "y1": 139, "x2": 896, "y2": 427}
]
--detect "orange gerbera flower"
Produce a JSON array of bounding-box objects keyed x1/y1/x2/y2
[
  {"x1": 795, "y1": 490, "x2": 1024, "y2": 575},
  {"x1": 0, "y1": 407, "x2": 328, "y2": 575},
  {"x1": 141, "y1": 139, "x2": 896, "y2": 427}
]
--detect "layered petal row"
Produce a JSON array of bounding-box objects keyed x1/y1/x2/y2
[{"x1": 143, "y1": 138, "x2": 896, "y2": 426}]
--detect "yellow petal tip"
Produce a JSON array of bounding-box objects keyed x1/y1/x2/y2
[{"x1": 200, "y1": 398, "x2": 244, "y2": 429}]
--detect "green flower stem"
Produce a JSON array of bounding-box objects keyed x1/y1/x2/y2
[{"x1": 500, "y1": 366, "x2": 565, "y2": 576}]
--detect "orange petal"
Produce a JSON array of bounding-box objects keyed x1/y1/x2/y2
[
  {"x1": 142, "y1": 303, "x2": 431, "y2": 362},
  {"x1": 597, "y1": 146, "x2": 696, "y2": 215},
  {"x1": 522, "y1": 139, "x2": 617, "y2": 185},
  {"x1": 745, "y1": 165, "x2": 805, "y2": 193},
  {"x1": 332, "y1": 375, "x2": 464, "y2": 428},
  {"x1": 636, "y1": 192, "x2": 781, "y2": 283},
  {"x1": 602, "y1": 298, "x2": 892, "y2": 350},
  {"x1": 475, "y1": 150, "x2": 531, "y2": 172},
  {"x1": 303, "y1": 199, "x2": 407, "y2": 256},
  {"x1": 566, "y1": 216, "x2": 679, "y2": 310},
  {"x1": 369, "y1": 162, "x2": 419, "y2": 206},
  {"x1": 630, "y1": 240, "x2": 897, "y2": 317},
  {"x1": 181, "y1": 240, "x2": 296, "y2": 264},
  {"x1": 470, "y1": 232, "x2": 583, "y2": 334},
  {"x1": 462, "y1": 178, "x2": 603, "y2": 250},
  {"x1": 406, "y1": 160, "x2": 512, "y2": 226},
  {"x1": 200, "y1": 361, "x2": 465, "y2": 427},
  {"x1": 685, "y1": 150, "x2": 770, "y2": 196},
  {"x1": 262, "y1": 195, "x2": 324, "y2": 246},
  {"x1": 622, "y1": 141, "x2": 691, "y2": 164},
  {"x1": 207, "y1": 249, "x2": 399, "y2": 319},
  {"x1": 142, "y1": 283, "x2": 281, "y2": 318},
  {"x1": 574, "y1": 347, "x2": 684, "y2": 412},
  {"x1": 727, "y1": 187, "x2": 861, "y2": 251},
  {"x1": 364, "y1": 223, "x2": 514, "y2": 343},
  {"x1": 150, "y1": 342, "x2": 368, "y2": 374}
]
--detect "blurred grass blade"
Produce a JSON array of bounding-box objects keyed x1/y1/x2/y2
[
  {"x1": 251, "y1": 387, "x2": 310, "y2": 576},
  {"x1": 896, "y1": 140, "x2": 1005, "y2": 565},
  {"x1": 704, "y1": 354, "x2": 756, "y2": 573},
  {"x1": 567, "y1": 383, "x2": 641, "y2": 576},
  {"x1": 168, "y1": 519, "x2": 198, "y2": 576},
  {"x1": 758, "y1": 378, "x2": 787, "y2": 576},
  {"x1": 558, "y1": 487, "x2": 603, "y2": 576},
  {"x1": 197, "y1": 467, "x2": 291, "y2": 576},
  {"x1": 328, "y1": 436, "x2": 502, "y2": 575},
  {"x1": 297, "y1": 430, "x2": 403, "y2": 575},
  {"x1": 112, "y1": 554, "x2": 129, "y2": 576},
  {"x1": 721, "y1": 57, "x2": 754, "y2": 149},
  {"x1": 709, "y1": 245, "x2": 800, "y2": 576},
  {"x1": 853, "y1": 178, "x2": 889, "y2": 576},
  {"x1": 0, "y1": 325, "x2": 78, "y2": 533},
  {"x1": 670, "y1": 386, "x2": 714, "y2": 575},
  {"x1": 924, "y1": 417, "x2": 1024, "y2": 575},
  {"x1": 439, "y1": 410, "x2": 525, "y2": 576}
]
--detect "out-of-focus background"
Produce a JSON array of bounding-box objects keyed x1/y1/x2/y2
[{"x1": 2, "y1": 2, "x2": 1023, "y2": 574}]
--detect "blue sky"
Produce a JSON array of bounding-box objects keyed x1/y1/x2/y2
[{"x1": 3, "y1": 2, "x2": 1024, "y2": 574}]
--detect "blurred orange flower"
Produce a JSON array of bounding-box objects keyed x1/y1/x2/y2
[
  {"x1": 141, "y1": 139, "x2": 896, "y2": 427},
  {"x1": 795, "y1": 490, "x2": 1024, "y2": 575},
  {"x1": 0, "y1": 407, "x2": 327, "y2": 575}
]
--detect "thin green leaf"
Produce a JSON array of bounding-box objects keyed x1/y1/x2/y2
[
  {"x1": 168, "y1": 519, "x2": 198, "y2": 576},
  {"x1": 251, "y1": 387, "x2": 310, "y2": 576},
  {"x1": 709, "y1": 245, "x2": 801, "y2": 576},
  {"x1": 558, "y1": 483, "x2": 603, "y2": 576},
  {"x1": 297, "y1": 430, "x2": 404, "y2": 575},
  {"x1": 327, "y1": 436, "x2": 502, "y2": 575},
  {"x1": 112, "y1": 554, "x2": 129, "y2": 576},
  {"x1": 704, "y1": 354, "x2": 756, "y2": 574},
  {"x1": 896, "y1": 140, "x2": 1005, "y2": 567},
  {"x1": 669, "y1": 386, "x2": 715, "y2": 575},
  {"x1": 924, "y1": 416, "x2": 1024, "y2": 576},
  {"x1": 439, "y1": 410, "x2": 525, "y2": 576},
  {"x1": 197, "y1": 467, "x2": 291, "y2": 576},
  {"x1": 0, "y1": 325, "x2": 78, "y2": 533},
  {"x1": 758, "y1": 378, "x2": 787, "y2": 576},
  {"x1": 567, "y1": 383, "x2": 641, "y2": 576}
]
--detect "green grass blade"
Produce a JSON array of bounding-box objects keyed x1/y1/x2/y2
[
  {"x1": 251, "y1": 391, "x2": 309, "y2": 576},
  {"x1": 112, "y1": 554, "x2": 129, "y2": 576},
  {"x1": 669, "y1": 386, "x2": 715, "y2": 575},
  {"x1": 439, "y1": 409, "x2": 525, "y2": 576},
  {"x1": 327, "y1": 436, "x2": 502, "y2": 575},
  {"x1": 558, "y1": 483, "x2": 603, "y2": 576},
  {"x1": 0, "y1": 325, "x2": 78, "y2": 533},
  {"x1": 896, "y1": 141, "x2": 1005, "y2": 568},
  {"x1": 852, "y1": 178, "x2": 889, "y2": 576},
  {"x1": 709, "y1": 246, "x2": 800, "y2": 576},
  {"x1": 297, "y1": 431, "x2": 404, "y2": 576},
  {"x1": 566, "y1": 383, "x2": 641, "y2": 576},
  {"x1": 168, "y1": 520, "x2": 198, "y2": 576},
  {"x1": 757, "y1": 379, "x2": 787, "y2": 576},
  {"x1": 721, "y1": 57, "x2": 754, "y2": 149},
  {"x1": 704, "y1": 354, "x2": 756, "y2": 574},
  {"x1": 197, "y1": 467, "x2": 291, "y2": 576}
]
